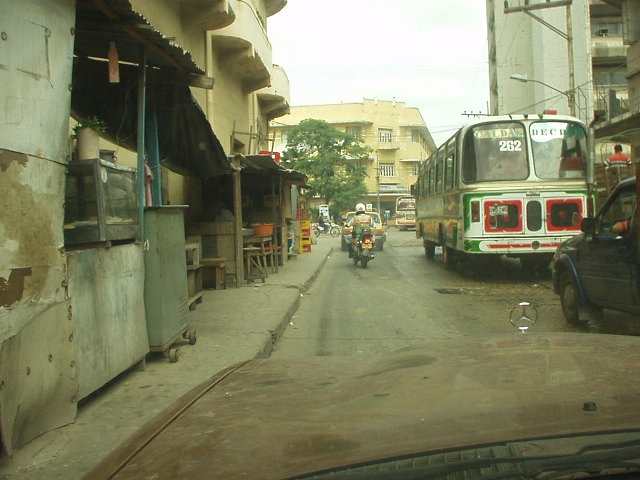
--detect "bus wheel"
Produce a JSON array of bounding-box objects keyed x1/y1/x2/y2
[
  {"x1": 442, "y1": 246, "x2": 455, "y2": 267},
  {"x1": 424, "y1": 241, "x2": 435, "y2": 259}
]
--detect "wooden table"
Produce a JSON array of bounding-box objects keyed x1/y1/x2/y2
[{"x1": 242, "y1": 234, "x2": 275, "y2": 281}]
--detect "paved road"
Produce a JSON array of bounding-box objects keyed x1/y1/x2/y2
[{"x1": 273, "y1": 228, "x2": 583, "y2": 359}]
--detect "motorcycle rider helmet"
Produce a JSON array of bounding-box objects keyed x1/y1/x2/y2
[{"x1": 355, "y1": 203, "x2": 366, "y2": 214}]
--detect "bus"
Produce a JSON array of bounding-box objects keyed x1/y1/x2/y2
[
  {"x1": 413, "y1": 113, "x2": 595, "y2": 268},
  {"x1": 395, "y1": 196, "x2": 416, "y2": 230}
]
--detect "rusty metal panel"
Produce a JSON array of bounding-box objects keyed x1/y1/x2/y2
[
  {"x1": 0, "y1": 299, "x2": 76, "y2": 453},
  {"x1": 67, "y1": 244, "x2": 149, "y2": 400},
  {"x1": 0, "y1": 0, "x2": 76, "y2": 162}
]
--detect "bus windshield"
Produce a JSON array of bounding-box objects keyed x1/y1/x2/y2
[
  {"x1": 530, "y1": 121, "x2": 587, "y2": 180},
  {"x1": 462, "y1": 122, "x2": 528, "y2": 182}
]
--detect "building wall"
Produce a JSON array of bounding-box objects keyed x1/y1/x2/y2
[
  {"x1": 487, "y1": 0, "x2": 593, "y2": 124},
  {"x1": 0, "y1": 0, "x2": 78, "y2": 453},
  {"x1": 270, "y1": 99, "x2": 437, "y2": 214},
  {"x1": 100, "y1": 0, "x2": 290, "y2": 209}
]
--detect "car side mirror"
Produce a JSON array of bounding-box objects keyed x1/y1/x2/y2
[{"x1": 581, "y1": 217, "x2": 596, "y2": 235}]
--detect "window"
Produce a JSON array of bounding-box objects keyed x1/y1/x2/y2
[
  {"x1": 411, "y1": 129, "x2": 420, "y2": 143},
  {"x1": 280, "y1": 129, "x2": 289, "y2": 144},
  {"x1": 411, "y1": 163, "x2": 419, "y2": 176},
  {"x1": 378, "y1": 128, "x2": 393, "y2": 143},
  {"x1": 346, "y1": 126, "x2": 363, "y2": 140},
  {"x1": 379, "y1": 163, "x2": 395, "y2": 177},
  {"x1": 591, "y1": 21, "x2": 621, "y2": 37}
]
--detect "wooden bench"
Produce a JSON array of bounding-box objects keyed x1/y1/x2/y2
[{"x1": 201, "y1": 257, "x2": 227, "y2": 290}]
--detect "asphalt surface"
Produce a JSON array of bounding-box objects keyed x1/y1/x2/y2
[{"x1": 0, "y1": 236, "x2": 336, "y2": 480}]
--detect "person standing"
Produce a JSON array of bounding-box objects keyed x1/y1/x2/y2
[{"x1": 606, "y1": 144, "x2": 631, "y2": 166}]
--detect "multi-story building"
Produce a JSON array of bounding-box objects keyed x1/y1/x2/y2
[
  {"x1": 593, "y1": 0, "x2": 640, "y2": 161},
  {"x1": 487, "y1": 0, "x2": 633, "y2": 163},
  {"x1": 486, "y1": 0, "x2": 593, "y2": 122},
  {"x1": 270, "y1": 98, "x2": 437, "y2": 218}
]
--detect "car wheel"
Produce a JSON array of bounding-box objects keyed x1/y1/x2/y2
[
  {"x1": 377, "y1": 239, "x2": 384, "y2": 251},
  {"x1": 559, "y1": 275, "x2": 580, "y2": 325}
]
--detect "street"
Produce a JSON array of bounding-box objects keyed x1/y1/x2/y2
[{"x1": 273, "y1": 228, "x2": 639, "y2": 359}]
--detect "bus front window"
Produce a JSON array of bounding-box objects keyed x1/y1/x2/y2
[
  {"x1": 463, "y1": 123, "x2": 528, "y2": 182},
  {"x1": 531, "y1": 121, "x2": 587, "y2": 180}
]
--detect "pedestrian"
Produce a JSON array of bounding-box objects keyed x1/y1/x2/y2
[
  {"x1": 606, "y1": 144, "x2": 631, "y2": 166},
  {"x1": 212, "y1": 201, "x2": 234, "y2": 222}
]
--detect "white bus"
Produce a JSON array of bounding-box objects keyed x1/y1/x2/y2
[
  {"x1": 395, "y1": 196, "x2": 416, "y2": 230},
  {"x1": 413, "y1": 113, "x2": 595, "y2": 269}
]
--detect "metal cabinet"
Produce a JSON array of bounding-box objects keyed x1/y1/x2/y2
[{"x1": 143, "y1": 206, "x2": 196, "y2": 361}]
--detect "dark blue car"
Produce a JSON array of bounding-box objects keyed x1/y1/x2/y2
[{"x1": 552, "y1": 176, "x2": 638, "y2": 325}]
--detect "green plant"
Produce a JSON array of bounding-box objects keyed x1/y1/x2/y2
[{"x1": 73, "y1": 116, "x2": 107, "y2": 134}]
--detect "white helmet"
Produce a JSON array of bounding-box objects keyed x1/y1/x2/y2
[{"x1": 355, "y1": 203, "x2": 366, "y2": 213}]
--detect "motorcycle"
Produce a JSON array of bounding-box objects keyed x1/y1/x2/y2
[
  {"x1": 351, "y1": 227, "x2": 375, "y2": 268},
  {"x1": 312, "y1": 221, "x2": 341, "y2": 237}
]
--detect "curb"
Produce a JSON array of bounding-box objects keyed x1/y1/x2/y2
[{"x1": 260, "y1": 246, "x2": 334, "y2": 359}]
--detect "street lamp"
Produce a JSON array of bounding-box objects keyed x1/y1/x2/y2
[{"x1": 509, "y1": 73, "x2": 575, "y2": 116}]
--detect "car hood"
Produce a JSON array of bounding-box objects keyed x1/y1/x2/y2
[{"x1": 86, "y1": 332, "x2": 640, "y2": 479}]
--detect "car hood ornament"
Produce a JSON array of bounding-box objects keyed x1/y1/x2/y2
[{"x1": 510, "y1": 301, "x2": 538, "y2": 333}]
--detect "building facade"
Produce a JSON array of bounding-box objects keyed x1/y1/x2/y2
[
  {"x1": 270, "y1": 99, "x2": 437, "y2": 218},
  {"x1": 487, "y1": 0, "x2": 635, "y2": 164}
]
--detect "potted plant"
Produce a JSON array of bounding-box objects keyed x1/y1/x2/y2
[{"x1": 73, "y1": 116, "x2": 107, "y2": 160}]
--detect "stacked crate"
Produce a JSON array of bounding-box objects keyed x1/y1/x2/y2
[{"x1": 300, "y1": 220, "x2": 312, "y2": 253}]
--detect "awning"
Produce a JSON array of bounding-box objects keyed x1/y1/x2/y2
[
  {"x1": 238, "y1": 154, "x2": 309, "y2": 186},
  {"x1": 71, "y1": 0, "x2": 232, "y2": 178}
]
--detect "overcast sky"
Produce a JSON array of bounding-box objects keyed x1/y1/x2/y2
[{"x1": 268, "y1": 1, "x2": 491, "y2": 146}]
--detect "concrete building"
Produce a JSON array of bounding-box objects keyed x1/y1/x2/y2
[
  {"x1": 592, "y1": 0, "x2": 640, "y2": 162},
  {"x1": 0, "y1": 0, "x2": 295, "y2": 455},
  {"x1": 487, "y1": 0, "x2": 634, "y2": 163},
  {"x1": 487, "y1": 0, "x2": 594, "y2": 124},
  {"x1": 269, "y1": 99, "x2": 437, "y2": 218}
]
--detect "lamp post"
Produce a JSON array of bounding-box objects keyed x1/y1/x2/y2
[
  {"x1": 509, "y1": 73, "x2": 575, "y2": 117},
  {"x1": 375, "y1": 155, "x2": 381, "y2": 214}
]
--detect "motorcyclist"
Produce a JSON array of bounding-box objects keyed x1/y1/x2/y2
[
  {"x1": 317, "y1": 213, "x2": 328, "y2": 234},
  {"x1": 346, "y1": 203, "x2": 376, "y2": 258}
]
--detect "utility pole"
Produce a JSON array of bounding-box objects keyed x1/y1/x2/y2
[{"x1": 504, "y1": 0, "x2": 576, "y2": 117}]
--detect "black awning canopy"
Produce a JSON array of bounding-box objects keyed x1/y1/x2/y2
[{"x1": 72, "y1": 0, "x2": 231, "y2": 178}]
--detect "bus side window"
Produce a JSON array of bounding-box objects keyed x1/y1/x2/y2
[{"x1": 462, "y1": 131, "x2": 477, "y2": 182}]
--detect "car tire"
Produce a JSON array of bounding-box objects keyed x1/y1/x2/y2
[
  {"x1": 377, "y1": 239, "x2": 384, "y2": 251},
  {"x1": 559, "y1": 275, "x2": 580, "y2": 325}
]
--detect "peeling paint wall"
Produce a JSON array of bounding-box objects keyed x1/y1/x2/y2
[{"x1": 0, "y1": 0, "x2": 77, "y2": 453}]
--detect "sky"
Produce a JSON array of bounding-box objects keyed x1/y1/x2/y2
[{"x1": 268, "y1": 0, "x2": 491, "y2": 146}]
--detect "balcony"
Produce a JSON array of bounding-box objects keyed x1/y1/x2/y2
[
  {"x1": 264, "y1": 0, "x2": 287, "y2": 16},
  {"x1": 210, "y1": 1, "x2": 271, "y2": 93},
  {"x1": 376, "y1": 142, "x2": 401, "y2": 151},
  {"x1": 257, "y1": 65, "x2": 290, "y2": 120},
  {"x1": 179, "y1": 0, "x2": 235, "y2": 31}
]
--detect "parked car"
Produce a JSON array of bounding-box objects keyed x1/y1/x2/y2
[
  {"x1": 340, "y1": 211, "x2": 386, "y2": 251},
  {"x1": 552, "y1": 176, "x2": 638, "y2": 325}
]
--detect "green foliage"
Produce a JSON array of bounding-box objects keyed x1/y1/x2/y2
[
  {"x1": 73, "y1": 116, "x2": 107, "y2": 134},
  {"x1": 282, "y1": 119, "x2": 372, "y2": 209}
]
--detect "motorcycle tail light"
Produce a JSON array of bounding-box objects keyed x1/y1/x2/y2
[{"x1": 364, "y1": 238, "x2": 371, "y2": 245}]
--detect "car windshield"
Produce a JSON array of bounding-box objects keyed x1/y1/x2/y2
[{"x1": 6, "y1": 2, "x2": 640, "y2": 480}]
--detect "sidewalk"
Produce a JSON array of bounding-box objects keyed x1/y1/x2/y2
[{"x1": 0, "y1": 236, "x2": 338, "y2": 480}]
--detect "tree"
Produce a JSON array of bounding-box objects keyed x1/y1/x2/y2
[{"x1": 282, "y1": 119, "x2": 372, "y2": 213}]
